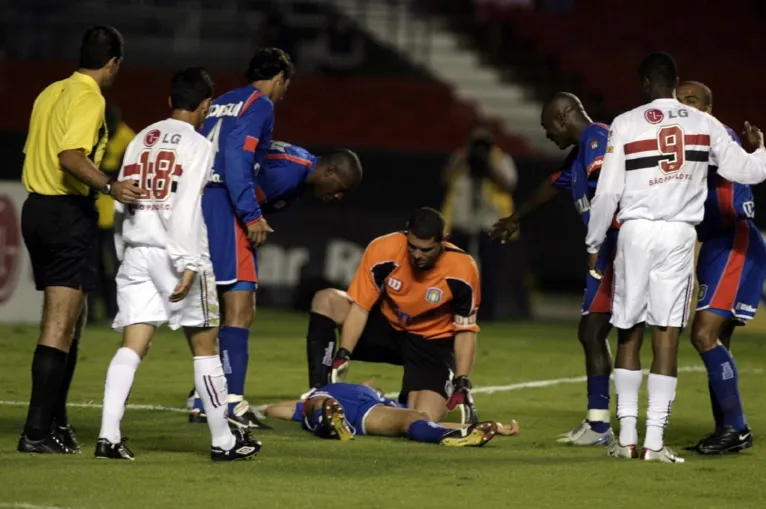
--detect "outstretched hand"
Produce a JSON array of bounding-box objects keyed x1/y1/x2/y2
[{"x1": 742, "y1": 121, "x2": 764, "y2": 150}]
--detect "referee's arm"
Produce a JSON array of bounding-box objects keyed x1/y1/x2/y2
[{"x1": 59, "y1": 94, "x2": 142, "y2": 203}]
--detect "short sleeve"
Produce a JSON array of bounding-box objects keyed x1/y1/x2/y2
[
  {"x1": 551, "y1": 147, "x2": 578, "y2": 190},
  {"x1": 60, "y1": 91, "x2": 105, "y2": 155},
  {"x1": 582, "y1": 128, "x2": 608, "y2": 178},
  {"x1": 346, "y1": 237, "x2": 398, "y2": 311},
  {"x1": 446, "y1": 255, "x2": 481, "y2": 333}
]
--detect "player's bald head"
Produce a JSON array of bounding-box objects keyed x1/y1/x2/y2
[
  {"x1": 639, "y1": 52, "x2": 678, "y2": 99},
  {"x1": 542, "y1": 92, "x2": 585, "y2": 118},
  {"x1": 540, "y1": 92, "x2": 589, "y2": 150},
  {"x1": 676, "y1": 81, "x2": 713, "y2": 113},
  {"x1": 325, "y1": 149, "x2": 363, "y2": 187}
]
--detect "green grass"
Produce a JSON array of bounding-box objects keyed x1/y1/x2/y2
[{"x1": 1, "y1": 310, "x2": 765, "y2": 508}]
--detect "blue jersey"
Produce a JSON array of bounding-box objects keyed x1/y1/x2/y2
[
  {"x1": 200, "y1": 85, "x2": 275, "y2": 225},
  {"x1": 257, "y1": 141, "x2": 318, "y2": 214},
  {"x1": 292, "y1": 383, "x2": 403, "y2": 436},
  {"x1": 696, "y1": 127, "x2": 756, "y2": 242},
  {"x1": 551, "y1": 123, "x2": 609, "y2": 226}
]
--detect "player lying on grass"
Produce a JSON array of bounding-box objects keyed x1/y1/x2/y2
[
  {"x1": 492, "y1": 93, "x2": 616, "y2": 446},
  {"x1": 187, "y1": 140, "x2": 363, "y2": 426},
  {"x1": 264, "y1": 382, "x2": 519, "y2": 446},
  {"x1": 676, "y1": 81, "x2": 763, "y2": 455}
]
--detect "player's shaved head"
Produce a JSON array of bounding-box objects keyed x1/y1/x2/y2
[
  {"x1": 639, "y1": 52, "x2": 678, "y2": 100},
  {"x1": 311, "y1": 149, "x2": 362, "y2": 202},
  {"x1": 325, "y1": 149, "x2": 363, "y2": 187},
  {"x1": 406, "y1": 207, "x2": 446, "y2": 270},
  {"x1": 540, "y1": 92, "x2": 591, "y2": 149},
  {"x1": 676, "y1": 81, "x2": 713, "y2": 113}
]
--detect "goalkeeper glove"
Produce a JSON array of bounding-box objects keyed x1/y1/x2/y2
[
  {"x1": 446, "y1": 375, "x2": 477, "y2": 425},
  {"x1": 330, "y1": 348, "x2": 352, "y2": 383}
]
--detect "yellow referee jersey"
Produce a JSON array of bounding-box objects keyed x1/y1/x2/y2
[{"x1": 22, "y1": 72, "x2": 108, "y2": 196}]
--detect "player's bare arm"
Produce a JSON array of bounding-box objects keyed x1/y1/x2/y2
[
  {"x1": 59, "y1": 149, "x2": 143, "y2": 203},
  {"x1": 246, "y1": 217, "x2": 274, "y2": 248},
  {"x1": 491, "y1": 179, "x2": 559, "y2": 243},
  {"x1": 170, "y1": 269, "x2": 198, "y2": 302}
]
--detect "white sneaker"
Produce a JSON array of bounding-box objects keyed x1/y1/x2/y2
[
  {"x1": 557, "y1": 420, "x2": 613, "y2": 445},
  {"x1": 607, "y1": 434, "x2": 639, "y2": 459},
  {"x1": 640, "y1": 446, "x2": 685, "y2": 463}
]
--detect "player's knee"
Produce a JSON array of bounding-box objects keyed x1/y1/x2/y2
[
  {"x1": 690, "y1": 325, "x2": 716, "y2": 353},
  {"x1": 222, "y1": 293, "x2": 255, "y2": 328},
  {"x1": 310, "y1": 289, "x2": 349, "y2": 323}
]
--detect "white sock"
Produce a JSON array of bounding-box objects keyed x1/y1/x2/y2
[
  {"x1": 194, "y1": 355, "x2": 236, "y2": 450},
  {"x1": 614, "y1": 368, "x2": 642, "y2": 446},
  {"x1": 644, "y1": 373, "x2": 677, "y2": 451},
  {"x1": 99, "y1": 347, "x2": 142, "y2": 444}
]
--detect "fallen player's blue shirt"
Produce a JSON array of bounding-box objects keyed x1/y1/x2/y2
[{"x1": 292, "y1": 383, "x2": 404, "y2": 435}]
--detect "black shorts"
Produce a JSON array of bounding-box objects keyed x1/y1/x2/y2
[
  {"x1": 351, "y1": 304, "x2": 456, "y2": 402},
  {"x1": 21, "y1": 193, "x2": 99, "y2": 292}
]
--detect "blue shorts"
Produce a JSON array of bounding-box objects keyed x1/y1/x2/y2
[
  {"x1": 202, "y1": 186, "x2": 259, "y2": 287},
  {"x1": 582, "y1": 228, "x2": 618, "y2": 315},
  {"x1": 293, "y1": 384, "x2": 403, "y2": 436},
  {"x1": 697, "y1": 220, "x2": 766, "y2": 322}
]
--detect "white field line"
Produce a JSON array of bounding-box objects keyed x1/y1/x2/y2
[
  {"x1": 2, "y1": 364, "x2": 759, "y2": 415},
  {"x1": 0, "y1": 504, "x2": 71, "y2": 509}
]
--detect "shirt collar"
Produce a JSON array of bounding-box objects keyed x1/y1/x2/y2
[{"x1": 71, "y1": 71, "x2": 101, "y2": 92}]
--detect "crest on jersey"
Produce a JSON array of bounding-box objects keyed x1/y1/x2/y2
[
  {"x1": 590, "y1": 140, "x2": 598, "y2": 150},
  {"x1": 644, "y1": 109, "x2": 664, "y2": 124},
  {"x1": 425, "y1": 287, "x2": 442, "y2": 304},
  {"x1": 144, "y1": 129, "x2": 160, "y2": 147},
  {"x1": 698, "y1": 284, "x2": 708, "y2": 302}
]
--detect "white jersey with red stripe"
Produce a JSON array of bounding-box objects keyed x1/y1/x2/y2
[
  {"x1": 586, "y1": 98, "x2": 766, "y2": 254},
  {"x1": 115, "y1": 118, "x2": 214, "y2": 272}
]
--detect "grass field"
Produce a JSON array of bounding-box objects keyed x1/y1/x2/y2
[{"x1": 1, "y1": 309, "x2": 765, "y2": 509}]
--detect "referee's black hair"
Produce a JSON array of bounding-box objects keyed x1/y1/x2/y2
[
  {"x1": 638, "y1": 52, "x2": 678, "y2": 88},
  {"x1": 171, "y1": 67, "x2": 214, "y2": 112},
  {"x1": 407, "y1": 207, "x2": 446, "y2": 242},
  {"x1": 245, "y1": 47, "x2": 294, "y2": 83},
  {"x1": 79, "y1": 25, "x2": 124, "y2": 70}
]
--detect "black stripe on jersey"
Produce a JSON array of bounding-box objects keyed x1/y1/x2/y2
[
  {"x1": 444, "y1": 246, "x2": 466, "y2": 254},
  {"x1": 171, "y1": 181, "x2": 178, "y2": 193},
  {"x1": 446, "y1": 277, "x2": 474, "y2": 318},
  {"x1": 626, "y1": 150, "x2": 709, "y2": 171},
  {"x1": 371, "y1": 261, "x2": 397, "y2": 288}
]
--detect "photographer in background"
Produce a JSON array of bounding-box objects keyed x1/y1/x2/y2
[{"x1": 441, "y1": 122, "x2": 530, "y2": 320}]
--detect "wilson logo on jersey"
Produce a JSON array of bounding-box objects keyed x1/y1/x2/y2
[{"x1": 387, "y1": 277, "x2": 402, "y2": 291}]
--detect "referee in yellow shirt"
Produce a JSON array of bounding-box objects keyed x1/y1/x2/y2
[{"x1": 18, "y1": 25, "x2": 142, "y2": 454}]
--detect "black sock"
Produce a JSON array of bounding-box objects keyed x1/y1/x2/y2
[
  {"x1": 52, "y1": 336, "x2": 79, "y2": 427},
  {"x1": 24, "y1": 345, "x2": 68, "y2": 440},
  {"x1": 306, "y1": 312, "x2": 337, "y2": 388}
]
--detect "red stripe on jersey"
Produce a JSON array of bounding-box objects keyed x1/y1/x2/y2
[
  {"x1": 709, "y1": 221, "x2": 749, "y2": 311},
  {"x1": 243, "y1": 136, "x2": 259, "y2": 153},
  {"x1": 238, "y1": 91, "x2": 263, "y2": 118},
  {"x1": 550, "y1": 171, "x2": 561, "y2": 182},
  {"x1": 586, "y1": 156, "x2": 603, "y2": 176},
  {"x1": 255, "y1": 185, "x2": 266, "y2": 204},
  {"x1": 624, "y1": 134, "x2": 711, "y2": 155},
  {"x1": 685, "y1": 134, "x2": 710, "y2": 146},
  {"x1": 123, "y1": 163, "x2": 140, "y2": 177},
  {"x1": 234, "y1": 216, "x2": 258, "y2": 283},
  {"x1": 588, "y1": 261, "x2": 614, "y2": 314},
  {"x1": 265, "y1": 153, "x2": 313, "y2": 167},
  {"x1": 624, "y1": 139, "x2": 658, "y2": 154}
]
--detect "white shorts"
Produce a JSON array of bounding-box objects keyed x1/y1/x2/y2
[
  {"x1": 611, "y1": 220, "x2": 696, "y2": 329},
  {"x1": 113, "y1": 246, "x2": 219, "y2": 331}
]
